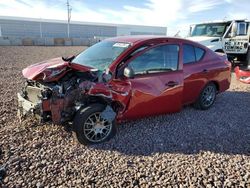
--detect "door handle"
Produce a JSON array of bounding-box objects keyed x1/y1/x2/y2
[
  {"x1": 202, "y1": 69, "x2": 209, "y2": 73},
  {"x1": 166, "y1": 81, "x2": 178, "y2": 87}
]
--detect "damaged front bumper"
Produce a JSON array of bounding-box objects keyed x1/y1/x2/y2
[
  {"x1": 17, "y1": 92, "x2": 41, "y2": 119},
  {"x1": 17, "y1": 84, "x2": 76, "y2": 124},
  {"x1": 17, "y1": 81, "x2": 67, "y2": 124},
  {"x1": 17, "y1": 77, "x2": 129, "y2": 125}
]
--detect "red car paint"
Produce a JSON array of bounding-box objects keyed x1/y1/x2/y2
[
  {"x1": 22, "y1": 57, "x2": 92, "y2": 82},
  {"x1": 234, "y1": 66, "x2": 250, "y2": 84},
  {"x1": 20, "y1": 36, "x2": 231, "y2": 124},
  {"x1": 22, "y1": 57, "x2": 69, "y2": 81}
]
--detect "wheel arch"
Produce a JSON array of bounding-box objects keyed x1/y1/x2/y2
[
  {"x1": 215, "y1": 49, "x2": 225, "y2": 53},
  {"x1": 86, "y1": 95, "x2": 124, "y2": 113},
  {"x1": 193, "y1": 81, "x2": 218, "y2": 110},
  {"x1": 73, "y1": 102, "x2": 117, "y2": 145},
  {"x1": 198, "y1": 81, "x2": 220, "y2": 98},
  {"x1": 208, "y1": 80, "x2": 220, "y2": 92}
]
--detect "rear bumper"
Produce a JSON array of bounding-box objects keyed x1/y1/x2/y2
[{"x1": 17, "y1": 92, "x2": 40, "y2": 118}]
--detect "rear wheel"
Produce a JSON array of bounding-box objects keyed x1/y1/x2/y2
[
  {"x1": 193, "y1": 83, "x2": 217, "y2": 110},
  {"x1": 73, "y1": 104, "x2": 116, "y2": 145}
]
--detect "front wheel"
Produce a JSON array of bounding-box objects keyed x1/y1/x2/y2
[
  {"x1": 193, "y1": 83, "x2": 217, "y2": 110},
  {"x1": 73, "y1": 104, "x2": 116, "y2": 145}
]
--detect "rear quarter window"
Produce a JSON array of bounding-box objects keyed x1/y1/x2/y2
[
  {"x1": 183, "y1": 44, "x2": 205, "y2": 64},
  {"x1": 183, "y1": 44, "x2": 196, "y2": 64},
  {"x1": 195, "y1": 47, "x2": 205, "y2": 61}
]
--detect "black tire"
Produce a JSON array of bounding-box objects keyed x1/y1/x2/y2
[
  {"x1": 193, "y1": 83, "x2": 217, "y2": 110},
  {"x1": 73, "y1": 103, "x2": 116, "y2": 145}
]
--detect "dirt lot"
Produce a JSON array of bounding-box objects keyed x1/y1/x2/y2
[{"x1": 0, "y1": 46, "x2": 249, "y2": 187}]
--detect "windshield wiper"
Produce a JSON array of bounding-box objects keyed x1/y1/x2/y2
[{"x1": 62, "y1": 55, "x2": 75, "y2": 62}]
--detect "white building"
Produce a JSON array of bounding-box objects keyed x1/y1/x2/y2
[{"x1": 0, "y1": 16, "x2": 167, "y2": 38}]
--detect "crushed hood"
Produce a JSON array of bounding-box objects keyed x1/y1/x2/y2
[
  {"x1": 22, "y1": 57, "x2": 69, "y2": 80},
  {"x1": 22, "y1": 57, "x2": 93, "y2": 82}
]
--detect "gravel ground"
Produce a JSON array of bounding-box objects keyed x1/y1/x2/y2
[{"x1": 0, "y1": 46, "x2": 250, "y2": 188}]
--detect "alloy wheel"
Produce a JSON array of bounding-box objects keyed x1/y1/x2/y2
[
  {"x1": 201, "y1": 85, "x2": 216, "y2": 107},
  {"x1": 83, "y1": 112, "x2": 112, "y2": 143}
]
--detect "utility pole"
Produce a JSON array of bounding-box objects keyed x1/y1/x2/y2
[
  {"x1": 67, "y1": 0, "x2": 72, "y2": 38},
  {"x1": 39, "y1": 18, "x2": 43, "y2": 38}
]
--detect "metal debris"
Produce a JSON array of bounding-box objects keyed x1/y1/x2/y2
[{"x1": 100, "y1": 106, "x2": 116, "y2": 122}]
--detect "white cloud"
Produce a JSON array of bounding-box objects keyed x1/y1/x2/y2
[
  {"x1": 0, "y1": 0, "x2": 190, "y2": 26},
  {"x1": 99, "y1": 0, "x2": 183, "y2": 26},
  {"x1": 0, "y1": 0, "x2": 64, "y2": 19},
  {"x1": 223, "y1": 0, "x2": 250, "y2": 20},
  {"x1": 187, "y1": 0, "x2": 223, "y2": 13}
]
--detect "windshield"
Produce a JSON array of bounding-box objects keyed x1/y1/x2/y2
[
  {"x1": 72, "y1": 41, "x2": 130, "y2": 71},
  {"x1": 191, "y1": 23, "x2": 228, "y2": 37}
]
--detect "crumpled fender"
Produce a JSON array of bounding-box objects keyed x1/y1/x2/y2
[
  {"x1": 234, "y1": 66, "x2": 250, "y2": 84},
  {"x1": 79, "y1": 80, "x2": 132, "y2": 117}
]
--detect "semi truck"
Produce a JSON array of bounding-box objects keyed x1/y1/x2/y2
[{"x1": 188, "y1": 20, "x2": 250, "y2": 66}]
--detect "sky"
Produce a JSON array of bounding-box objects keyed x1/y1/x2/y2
[{"x1": 0, "y1": 0, "x2": 249, "y2": 36}]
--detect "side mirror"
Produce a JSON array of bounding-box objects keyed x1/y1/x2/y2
[
  {"x1": 231, "y1": 22, "x2": 237, "y2": 37},
  {"x1": 123, "y1": 67, "x2": 135, "y2": 78}
]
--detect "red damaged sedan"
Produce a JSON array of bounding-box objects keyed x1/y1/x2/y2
[{"x1": 18, "y1": 36, "x2": 231, "y2": 144}]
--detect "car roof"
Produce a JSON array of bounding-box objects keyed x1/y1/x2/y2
[
  {"x1": 105, "y1": 35, "x2": 193, "y2": 45},
  {"x1": 105, "y1": 35, "x2": 206, "y2": 49},
  {"x1": 106, "y1": 35, "x2": 215, "y2": 73}
]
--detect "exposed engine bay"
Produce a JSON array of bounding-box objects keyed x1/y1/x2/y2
[{"x1": 18, "y1": 69, "x2": 119, "y2": 124}]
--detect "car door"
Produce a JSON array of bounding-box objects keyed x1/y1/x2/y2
[
  {"x1": 118, "y1": 43, "x2": 183, "y2": 120},
  {"x1": 182, "y1": 43, "x2": 207, "y2": 105}
]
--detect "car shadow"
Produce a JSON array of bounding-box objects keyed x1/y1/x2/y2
[{"x1": 90, "y1": 91, "x2": 250, "y2": 156}]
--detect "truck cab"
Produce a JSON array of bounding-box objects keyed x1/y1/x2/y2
[{"x1": 188, "y1": 20, "x2": 250, "y2": 66}]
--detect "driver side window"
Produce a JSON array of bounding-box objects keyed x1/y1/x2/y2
[
  {"x1": 129, "y1": 44, "x2": 179, "y2": 75},
  {"x1": 237, "y1": 22, "x2": 248, "y2": 35}
]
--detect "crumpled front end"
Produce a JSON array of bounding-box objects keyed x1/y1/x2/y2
[
  {"x1": 18, "y1": 71, "x2": 131, "y2": 124},
  {"x1": 17, "y1": 69, "x2": 98, "y2": 124},
  {"x1": 17, "y1": 80, "x2": 69, "y2": 124},
  {"x1": 17, "y1": 86, "x2": 42, "y2": 119},
  {"x1": 18, "y1": 81, "x2": 48, "y2": 121},
  {"x1": 234, "y1": 66, "x2": 250, "y2": 84}
]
